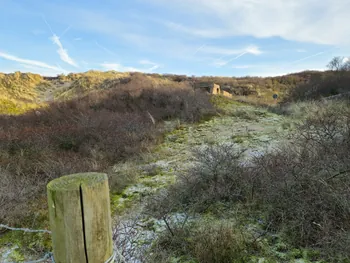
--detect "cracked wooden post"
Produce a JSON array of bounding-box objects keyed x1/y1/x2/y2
[{"x1": 47, "y1": 173, "x2": 113, "y2": 263}]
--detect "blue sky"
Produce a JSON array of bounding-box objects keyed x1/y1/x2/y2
[{"x1": 0, "y1": 0, "x2": 349, "y2": 77}]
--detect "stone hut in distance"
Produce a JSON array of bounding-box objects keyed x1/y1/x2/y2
[{"x1": 196, "y1": 82, "x2": 232, "y2": 98}]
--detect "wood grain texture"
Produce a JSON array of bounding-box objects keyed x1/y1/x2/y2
[{"x1": 47, "y1": 173, "x2": 113, "y2": 263}]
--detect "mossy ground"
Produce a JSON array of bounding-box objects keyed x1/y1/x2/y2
[
  {"x1": 108, "y1": 97, "x2": 315, "y2": 262},
  {"x1": 0, "y1": 210, "x2": 51, "y2": 263},
  {"x1": 0, "y1": 96, "x2": 298, "y2": 262}
]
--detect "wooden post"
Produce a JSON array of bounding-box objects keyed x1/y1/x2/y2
[{"x1": 47, "y1": 173, "x2": 113, "y2": 263}]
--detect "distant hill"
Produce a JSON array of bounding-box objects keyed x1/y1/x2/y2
[
  {"x1": 0, "y1": 69, "x2": 336, "y2": 115},
  {"x1": 0, "y1": 72, "x2": 51, "y2": 114}
]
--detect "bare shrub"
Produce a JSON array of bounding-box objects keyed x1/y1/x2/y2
[
  {"x1": 149, "y1": 219, "x2": 252, "y2": 263},
  {"x1": 283, "y1": 72, "x2": 350, "y2": 102},
  {"x1": 165, "y1": 144, "x2": 247, "y2": 213},
  {"x1": 0, "y1": 83, "x2": 214, "y2": 224},
  {"x1": 149, "y1": 100, "x2": 350, "y2": 261},
  {"x1": 249, "y1": 101, "x2": 350, "y2": 260},
  {"x1": 191, "y1": 221, "x2": 249, "y2": 263}
]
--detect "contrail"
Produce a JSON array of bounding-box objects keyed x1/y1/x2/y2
[
  {"x1": 215, "y1": 51, "x2": 248, "y2": 67},
  {"x1": 226, "y1": 51, "x2": 247, "y2": 63},
  {"x1": 0, "y1": 51, "x2": 66, "y2": 72},
  {"x1": 193, "y1": 44, "x2": 206, "y2": 56},
  {"x1": 95, "y1": 41, "x2": 116, "y2": 56},
  {"x1": 286, "y1": 46, "x2": 339, "y2": 67},
  {"x1": 290, "y1": 51, "x2": 326, "y2": 65},
  {"x1": 42, "y1": 15, "x2": 54, "y2": 35},
  {"x1": 41, "y1": 15, "x2": 78, "y2": 67},
  {"x1": 60, "y1": 25, "x2": 71, "y2": 38},
  {"x1": 270, "y1": 46, "x2": 340, "y2": 73}
]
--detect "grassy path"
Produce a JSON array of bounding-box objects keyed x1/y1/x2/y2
[
  {"x1": 0, "y1": 100, "x2": 293, "y2": 262},
  {"x1": 110, "y1": 101, "x2": 291, "y2": 262}
]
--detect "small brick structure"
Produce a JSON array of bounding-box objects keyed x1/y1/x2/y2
[
  {"x1": 196, "y1": 82, "x2": 232, "y2": 98},
  {"x1": 221, "y1": 90, "x2": 233, "y2": 98},
  {"x1": 210, "y1": 83, "x2": 221, "y2": 94}
]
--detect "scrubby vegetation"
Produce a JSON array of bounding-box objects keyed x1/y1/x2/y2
[
  {"x1": 1, "y1": 57, "x2": 350, "y2": 262},
  {"x1": 284, "y1": 57, "x2": 350, "y2": 102},
  {"x1": 0, "y1": 81, "x2": 214, "y2": 225},
  {"x1": 145, "y1": 89, "x2": 350, "y2": 263},
  {"x1": 0, "y1": 67, "x2": 320, "y2": 113},
  {"x1": 0, "y1": 72, "x2": 50, "y2": 114}
]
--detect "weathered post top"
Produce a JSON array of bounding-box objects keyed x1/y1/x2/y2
[{"x1": 47, "y1": 173, "x2": 113, "y2": 263}]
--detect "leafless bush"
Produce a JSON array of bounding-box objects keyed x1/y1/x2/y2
[
  {"x1": 190, "y1": 221, "x2": 250, "y2": 263},
  {"x1": 249, "y1": 102, "x2": 350, "y2": 260},
  {"x1": 0, "y1": 83, "x2": 214, "y2": 224},
  {"x1": 167, "y1": 144, "x2": 247, "y2": 213},
  {"x1": 148, "y1": 101, "x2": 350, "y2": 261},
  {"x1": 283, "y1": 72, "x2": 350, "y2": 102},
  {"x1": 148, "y1": 219, "x2": 253, "y2": 263},
  {"x1": 145, "y1": 144, "x2": 249, "y2": 222},
  {"x1": 113, "y1": 214, "x2": 153, "y2": 263}
]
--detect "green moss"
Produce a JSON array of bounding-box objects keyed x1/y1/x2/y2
[
  {"x1": 290, "y1": 249, "x2": 303, "y2": 259},
  {"x1": 110, "y1": 191, "x2": 135, "y2": 215},
  {"x1": 210, "y1": 95, "x2": 244, "y2": 111},
  {"x1": 231, "y1": 135, "x2": 245, "y2": 143},
  {"x1": 199, "y1": 112, "x2": 216, "y2": 123},
  {"x1": 47, "y1": 172, "x2": 107, "y2": 190},
  {"x1": 231, "y1": 134, "x2": 252, "y2": 144},
  {"x1": 9, "y1": 248, "x2": 25, "y2": 262},
  {"x1": 0, "y1": 230, "x2": 52, "y2": 258}
]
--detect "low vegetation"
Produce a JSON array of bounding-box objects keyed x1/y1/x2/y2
[
  {"x1": 0, "y1": 81, "x2": 214, "y2": 225},
  {"x1": 0, "y1": 72, "x2": 49, "y2": 115},
  {"x1": 146, "y1": 99, "x2": 350, "y2": 262},
  {"x1": 284, "y1": 57, "x2": 350, "y2": 102},
  {"x1": 1, "y1": 57, "x2": 350, "y2": 262}
]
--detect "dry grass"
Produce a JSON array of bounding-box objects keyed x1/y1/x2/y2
[
  {"x1": 0, "y1": 82, "x2": 215, "y2": 225},
  {"x1": 149, "y1": 219, "x2": 252, "y2": 263},
  {"x1": 148, "y1": 100, "x2": 350, "y2": 261}
]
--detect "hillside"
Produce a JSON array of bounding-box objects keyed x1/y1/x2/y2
[
  {"x1": 1, "y1": 65, "x2": 350, "y2": 262},
  {"x1": 0, "y1": 70, "x2": 329, "y2": 116},
  {"x1": 0, "y1": 72, "x2": 50, "y2": 114}
]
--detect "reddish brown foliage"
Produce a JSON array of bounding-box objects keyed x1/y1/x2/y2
[{"x1": 0, "y1": 83, "x2": 214, "y2": 223}]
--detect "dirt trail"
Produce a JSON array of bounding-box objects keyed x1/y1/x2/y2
[
  {"x1": 0, "y1": 103, "x2": 291, "y2": 263},
  {"x1": 37, "y1": 82, "x2": 72, "y2": 102},
  {"x1": 111, "y1": 103, "x2": 290, "y2": 262}
]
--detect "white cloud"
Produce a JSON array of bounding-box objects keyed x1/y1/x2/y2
[
  {"x1": 101, "y1": 63, "x2": 140, "y2": 72},
  {"x1": 152, "y1": 0, "x2": 350, "y2": 45},
  {"x1": 50, "y1": 34, "x2": 78, "y2": 67},
  {"x1": 101, "y1": 60, "x2": 160, "y2": 73},
  {"x1": 163, "y1": 21, "x2": 229, "y2": 38},
  {"x1": 100, "y1": 59, "x2": 160, "y2": 72},
  {"x1": 199, "y1": 45, "x2": 261, "y2": 56},
  {"x1": 246, "y1": 46, "x2": 262, "y2": 55},
  {"x1": 0, "y1": 51, "x2": 67, "y2": 74}
]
